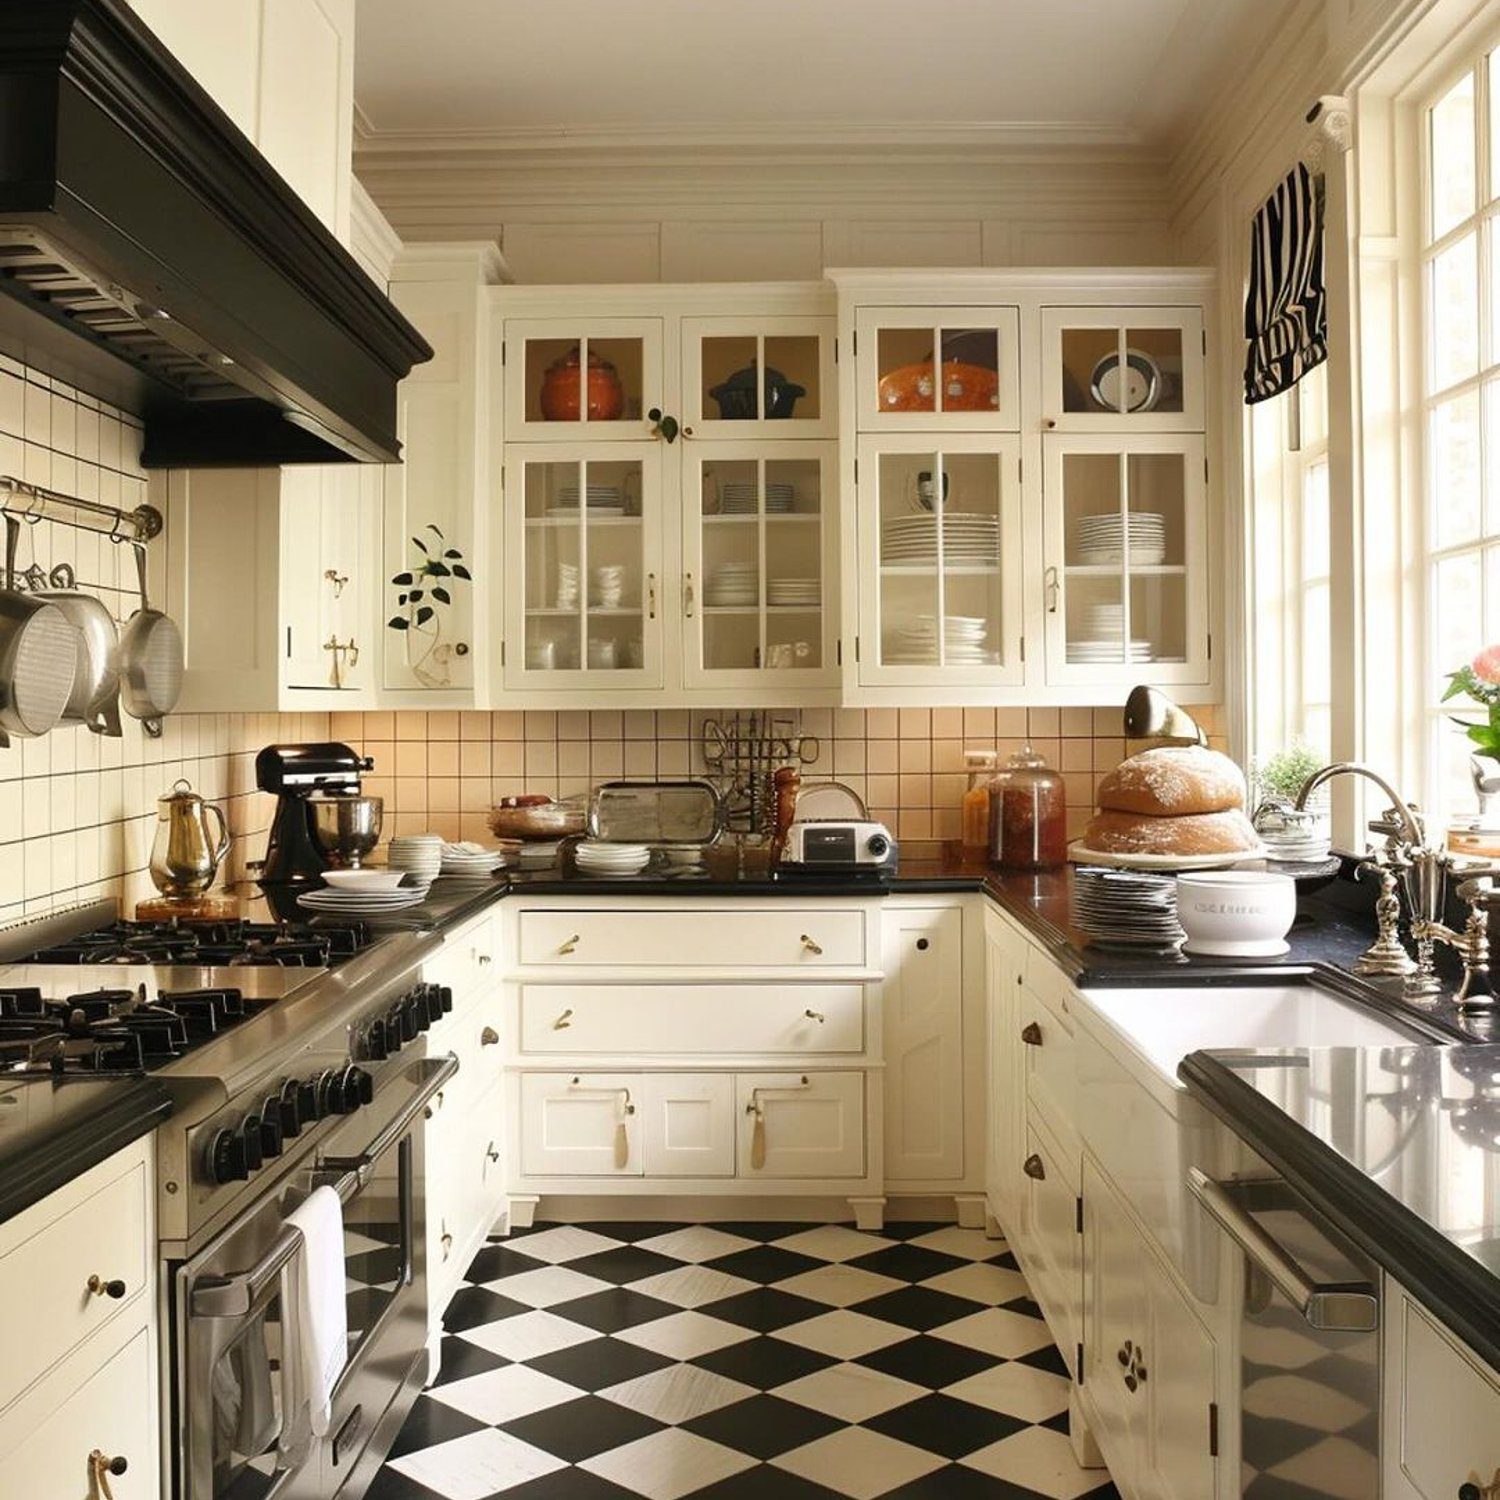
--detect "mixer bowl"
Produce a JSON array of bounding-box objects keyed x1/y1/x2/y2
[{"x1": 309, "y1": 793, "x2": 383, "y2": 868}]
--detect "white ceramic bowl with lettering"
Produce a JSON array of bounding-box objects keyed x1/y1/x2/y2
[{"x1": 1174, "y1": 870, "x2": 1297, "y2": 957}]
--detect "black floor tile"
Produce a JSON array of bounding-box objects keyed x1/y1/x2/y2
[
  {"x1": 502, "y1": 1394, "x2": 664, "y2": 1462},
  {"x1": 701, "y1": 1245, "x2": 825, "y2": 1284},
  {"x1": 691, "y1": 1335, "x2": 837, "y2": 1390},
  {"x1": 686, "y1": 1465, "x2": 846, "y2": 1498},
  {"x1": 702, "y1": 1287, "x2": 832, "y2": 1333},
  {"x1": 547, "y1": 1287, "x2": 680, "y2": 1333},
  {"x1": 569, "y1": 1220, "x2": 688, "y2": 1243},
  {"x1": 846, "y1": 1286, "x2": 987, "y2": 1331},
  {"x1": 1000, "y1": 1295, "x2": 1045, "y2": 1322},
  {"x1": 384, "y1": 1394, "x2": 488, "y2": 1460},
  {"x1": 883, "y1": 1464, "x2": 1050, "y2": 1498},
  {"x1": 441, "y1": 1284, "x2": 530, "y2": 1333},
  {"x1": 1018, "y1": 1343, "x2": 1071, "y2": 1379},
  {"x1": 347, "y1": 1246, "x2": 405, "y2": 1284},
  {"x1": 703, "y1": 1222, "x2": 804, "y2": 1242},
  {"x1": 682, "y1": 1393, "x2": 843, "y2": 1460},
  {"x1": 362, "y1": 1469, "x2": 444, "y2": 1500},
  {"x1": 862, "y1": 1392, "x2": 1029, "y2": 1459},
  {"x1": 524, "y1": 1336, "x2": 676, "y2": 1392},
  {"x1": 879, "y1": 1222, "x2": 953, "y2": 1241},
  {"x1": 492, "y1": 1469, "x2": 641, "y2": 1500},
  {"x1": 431, "y1": 1334, "x2": 510, "y2": 1385},
  {"x1": 855, "y1": 1334, "x2": 998, "y2": 1389},
  {"x1": 845, "y1": 1245, "x2": 969, "y2": 1283},
  {"x1": 464, "y1": 1243, "x2": 552, "y2": 1282},
  {"x1": 565, "y1": 1245, "x2": 685, "y2": 1284}
]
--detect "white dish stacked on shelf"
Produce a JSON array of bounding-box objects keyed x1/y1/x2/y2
[
  {"x1": 438, "y1": 841, "x2": 509, "y2": 880},
  {"x1": 549, "y1": 483, "x2": 625, "y2": 517},
  {"x1": 767, "y1": 577, "x2": 820, "y2": 607},
  {"x1": 1073, "y1": 511, "x2": 1167, "y2": 566},
  {"x1": 885, "y1": 614, "x2": 997, "y2": 665},
  {"x1": 517, "y1": 839, "x2": 563, "y2": 870},
  {"x1": 720, "y1": 480, "x2": 795, "y2": 515},
  {"x1": 1072, "y1": 866, "x2": 1185, "y2": 951},
  {"x1": 705, "y1": 563, "x2": 759, "y2": 607},
  {"x1": 881, "y1": 512, "x2": 1000, "y2": 566},
  {"x1": 574, "y1": 840, "x2": 651, "y2": 876},
  {"x1": 1067, "y1": 604, "x2": 1154, "y2": 663},
  {"x1": 298, "y1": 884, "x2": 426, "y2": 915},
  {"x1": 591, "y1": 564, "x2": 626, "y2": 609},
  {"x1": 555, "y1": 561, "x2": 579, "y2": 610},
  {"x1": 387, "y1": 833, "x2": 443, "y2": 886}
]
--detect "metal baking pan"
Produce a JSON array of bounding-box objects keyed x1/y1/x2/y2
[{"x1": 588, "y1": 780, "x2": 724, "y2": 845}]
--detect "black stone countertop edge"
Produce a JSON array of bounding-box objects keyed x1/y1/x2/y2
[
  {"x1": 1180, "y1": 1049, "x2": 1500, "y2": 1373},
  {"x1": 0, "y1": 1079, "x2": 173, "y2": 1228}
]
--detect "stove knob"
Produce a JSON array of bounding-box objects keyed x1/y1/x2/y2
[
  {"x1": 343, "y1": 1065, "x2": 374, "y2": 1110},
  {"x1": 362, "y1": 1018, "x2": 389, "y2": 1061},
  {"x1": 408, "y1": 995, "x2": 432, "y2": 1034},
  {"x1": 258, "y1": 1106, "x2": 284, "y2": 1160},
  {"x1": 392, "y1": 1000, "x2": 417, "y2": 1045},
  {"x1": 314, "y1": 1069, "x2": 342, "y2": 1117},
  {"x1": 438, "y1": 984, "x2": 454, "y2": 1015},
  {"x1": 209, "y1": 1127, "x2": 249, "y2": 1184},
  {"x1": 241, "y1": 1114, "x2": 265, "y2": 1173},
  {"x1": 296, "y1": 1077, "x2": 321, "y2": 1123},
  {"x1": 422, "y1": 986, "x2": 445, "y2": 1027},
  {"x1": 278, "y1": 1080, "x2": 303, "y2": 1138}
]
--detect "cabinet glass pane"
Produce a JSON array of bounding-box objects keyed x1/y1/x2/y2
[
  {"x1": 701, "y1": 335, "x2": 821, "y2": 421},
  {"x1": 1060, "y1": 327, "x2": 1185, "y2": 414},
  {"x1": 701, "y1": 458, "x2": 761, "y2": 670},
  {"x1": 523, "y1": 335, "x2": 644, "y2": 425},
  {"x1": 938, "y1": 452, "x2": 1002, "y2": 666},
  {"x1": 764, "y1": 335, "x2": 820, "y2": 420},
  {"x1": 876, "y1": 327, "x2": 1001, "y2": 415},
  {"x1": 765, "y1": 457, "x2": 822, "y2": 669},
  {"x1": 523, "y1": 458, "x2": 645, "y2": 672},
  {"x1": 934, "y1": 328, "x2": 1000, "y2": 415},
  {"x1": 878, "y1": 450, "x2": 941, "y2": 662}
]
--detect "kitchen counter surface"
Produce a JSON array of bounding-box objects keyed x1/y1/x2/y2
[{"x1": 1181, "y1": 1042, "x2": 1500, "y2": 1371}]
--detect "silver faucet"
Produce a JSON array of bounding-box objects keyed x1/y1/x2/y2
[{"x1": 1296, "y1": 761, "x2": 1497, "y2": 1007}]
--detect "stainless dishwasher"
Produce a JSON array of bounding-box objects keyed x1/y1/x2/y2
[{"x1": 1190, "y1": 1167, "x2": 1381, "y2": 1498}]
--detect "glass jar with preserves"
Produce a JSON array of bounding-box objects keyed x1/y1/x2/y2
[
  {"x1": 988, "y1": 745, "x2": 1067, "y2": 871},
  {"x1": 961, "y1": 749, "x2": 997, "y2": 853}
]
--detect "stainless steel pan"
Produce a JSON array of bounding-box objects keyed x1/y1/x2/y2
[
  {"x1": 0, "y1": 516, "x2": 78, "y2": 747},
  {"x1": 34, "y1": 575, "x2": 121, "y2": 737},
  {"x1": 119, "y1": 541, "x2": 183, "y2": 738}
]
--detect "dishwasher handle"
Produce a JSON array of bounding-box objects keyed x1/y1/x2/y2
[{"x1": 1187, "y1": 1168, "x2": 1379, "y2": 1332}]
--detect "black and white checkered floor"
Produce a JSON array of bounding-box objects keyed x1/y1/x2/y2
[{"x1": 368, "y1": 1220, "x2": 1121, "y2": 1500}]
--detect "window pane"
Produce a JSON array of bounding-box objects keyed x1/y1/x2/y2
[
  {"x1": 1429, "y1": 232, "x2": 1480, "y2": 390},
  {"x1": 1302, "y1": 579, "x2": 1331, "y2": 711},
  {"x1": 1491, "y1": 50, "x2": 1500, "y2": 204},
  {"x1": 1432, "y1": 551, "x2": 1482, "y2": 698},
  {"x1": 1299, "y1": 364, "x2": 1328, "y2": 448},
  {"x1": 1429, "y1": 69, "x2": 1476, "y2": 240},
  {"x1": 1302, "y1": 459, "x2": 1329, "y2": 579},
  {"x1": 1430, "y1": 391, "x2": 1482, "y2": 548}
]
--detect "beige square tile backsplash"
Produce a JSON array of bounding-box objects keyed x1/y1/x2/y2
[{"x1": 0, "y1": 356, "x2": 1226, "y2": 921}]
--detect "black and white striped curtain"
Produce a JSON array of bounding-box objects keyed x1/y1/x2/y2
[{"x1": 1243, "y1": 162, "x2": 1327, "y2": 404}]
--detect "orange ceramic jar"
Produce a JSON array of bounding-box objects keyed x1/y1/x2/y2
[{"x1": 539, "y1": 346, "x2": 625, "y2": 422}]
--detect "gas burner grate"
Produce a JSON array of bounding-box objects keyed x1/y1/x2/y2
[{"x1": 21, "y1": 917, "x2": 373, "y2": 969}]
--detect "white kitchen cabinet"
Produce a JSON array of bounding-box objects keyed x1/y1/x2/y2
[
  {"x1": 1018, "y1": 1115, "x2": 1081, "y2": 1380},
  {"x1": 736, "y1": 1071, "x2": 866, "y2": 1179},
  {"x1": 1383, "y1": 1279, "x2": 1500, "y2": 1499},
  {"x1": 882, "y1": 904, "x2": 966, "y2": 1185},
  {"x1": 641, "y1": 1074, "x2": 736, "y2": 1177},
  {"x1": 520, "y1": 1072, "x2": 645, "y2": 1177},
  {"x1": 504, "y1": 318, "x2": 665, "y2": 444},
  {"x1": 682, "y1": 315, "x2": 836, "y2": 439},
  {"x1": 983, "y1": 905, "x2": 1027, "y2": 1234}
]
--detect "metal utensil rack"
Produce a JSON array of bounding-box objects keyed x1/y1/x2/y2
[
  {"x1": 700, "y1": 711, "x2": 819, "y2": 836},
  {"x1": 0, "y1": 474, "x2": 162, "y2": 543}
]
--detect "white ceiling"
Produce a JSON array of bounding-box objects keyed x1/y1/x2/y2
[{"x1": 353, "y1": 0, "x2": 1270, "y2": 151}]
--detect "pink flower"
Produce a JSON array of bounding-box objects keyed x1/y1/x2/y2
[{"x1": 1474, "y1": 645, "x2": 1500, "y2": 685}]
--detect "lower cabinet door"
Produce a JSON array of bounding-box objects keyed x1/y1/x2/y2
[
  {"x1": 735, "y1": 1071, "x2": 865, "y2": 1178},
  {"x1": 1140, "y1": 1242, "x2": 1219, "y2": 1500},
  {"x1": 641, "y1": 1074, "x2": 735, "y2": 1177},
  {"x1": 0, "y1": 1324, "x2": 157, "y2": 1498},
  {"x1": 520, "y1": 1072, "x2": 644, "y2": 1176},
  {"x1": 1018, "y1": 1114, "x2": 1080, "y2": 1376}
]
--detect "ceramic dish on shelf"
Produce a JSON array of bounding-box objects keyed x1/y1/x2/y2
[
  {"x1": 319, "y1": 868, "x2": 408, "y2": 893},
  {"x1": 297, "y1": 888, "x2": 426, "y2": 914},
  {"x1": 1067, "y1": 840, "x2": 1270, "y2": 872}
]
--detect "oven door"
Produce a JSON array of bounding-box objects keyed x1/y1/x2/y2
[{"x1": 175, "y1": 1052, "x2": 457, "y2": 1500}]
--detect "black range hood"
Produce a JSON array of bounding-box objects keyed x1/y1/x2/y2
[{"x1": 0, "y1": 0, "x2": 432, "y2": 467}]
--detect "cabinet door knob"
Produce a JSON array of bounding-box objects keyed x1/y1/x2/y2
[
  {"x1": 1118, "y1": 1341, "x2": 1132, "y2": 1366},
  {"x1": 1020, "y1": 1021, "x2": 1043, "y2": 1046},
  {"x1": 480, "y1": 1026, "x2": 499, "y2": 1046},
  {"x1": 87, "y1": 1275, "x2": 127, "y2": 1299},
  {"x1": 90, "y1": 1451, "x2": 128, "y2": 1498},
  {"x1": 1022, "y1": 1153, "x2": 1046, "y2": 1180},
  {"x1": 800, "y1": 934, "x2": 824, "y2": 955},
  {"x1": 915, "y1": 937, "x2": 929, "y2": 951},
  {"x1": 1042, "y1": 417, "x2": 1057, "y2": 430}
]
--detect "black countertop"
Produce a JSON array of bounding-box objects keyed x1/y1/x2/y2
[{"x1": 1181, "y1": 1043, "x2": 1500, "y2": 1370}]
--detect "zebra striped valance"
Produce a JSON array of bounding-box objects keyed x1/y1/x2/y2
[{"x1": 1244, "y1": 162, "x2": 1327, "y2": 404}]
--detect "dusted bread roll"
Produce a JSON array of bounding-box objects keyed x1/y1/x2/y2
[
  {"x1": 1097, "y1": 745, "x2": 1246, "y2": 817},
  {"x1": 1083, "y1": 807, "x2": 1260, "y2": 858}
]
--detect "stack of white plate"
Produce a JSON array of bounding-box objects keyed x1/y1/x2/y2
[
  {"x1": 574, "y1": 840, "x2": 651, "y2": 876},
  {"x1": 885, "y1": 614, "x2": 996, "y2": 665},
  {"x1": 882, "y1": 513, "x2": 1000, "y2": 566},
  {"x1": 297, "y1": 885, "x2": 426, "y2": 916},
  {"x1": 706, "y1": 563, "x2": 758, "y2": 606},
  {"x1": 1067, "y1": 604, "x2": 1154, "y2": 663},
  {"x1": 439, "y1": 841, "x2": 509, "y2": 880},
  {"x1": 1073, "y1": 512, "x2": 1167, "y2": 566},
  {"x1": 1072, "y1": 867, "x2": 1185, "y2": 951},
  {"x1": 767, "y1": 578, "x2": 820, "y2": 607},
  {"x1": 550, "y1": 484, "x2": 625, "y2": 517},
  {"x1": 721, "y1": 481, "x2": 795, "y2": 515},
  {"x1": 388, "y1": 833, "x2": 443, "y2": 885},
  {"x1": 556, "y1": 561, "x2": 580, "y2": 610}
]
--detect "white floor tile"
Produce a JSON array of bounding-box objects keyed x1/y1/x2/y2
[
  {"x1": 387, "y1": 1428, "x2": 565, "y2": 1499},
  {"x1": 772, "y1": 1310, "x2": 911, "y2": 1360},
  {"x1": 634, "y1": 1226, "x2": 759, "y2": 1263},
  {"x1": 962, "y1": 1425, "x2": 1110, "y2": 1499},
  {"x1": 923, "y1": 1262, "x2": 1029, "y2": 1306},
  {"x1": 615, "y1": 1310, "x2": 756, "y2": 1360},
  {"x1": 931, "y1": 1307, "x2": 1056, "y2": 1359},
  {"x1": 942, "y1": 1362, "x2": 1072, "y2": 1422},
  {"x1": 504, "y1": 1226, "x2": 623, "y2": 1264},
  {"x1": 625, "y1": 1265, "x2": 758, "y2": 1309},
  {"x1": 599, "y1": 1364, "x2": 757, "y2": 1425},
  {"x1": 771, "y1": 1362, "x2": 928, "y2": 1423},
  {"x1": 770, "y1": 1225, "x2": 896, "y2": 1262},
  {"x1": 482, "y1": 1264, "x2": 613, "y2": 1308},
  {"x1": 581, "y1": 1427, "x2": 757, "y2": 1498},
  {"x1": 773, "y1": 1426, "x2": 945, "y2": 1498},
  {"x1": 425, "y1": 1364, "x2": 583, "y2": 1426},
  {"x1": 457, "y1": 1309, "x2": 596, "y2": 1361},
  {"x1": 905, "y1": 1226, "x2": 1006, "y2": 1261},
  {"x1": 775, "y1": 1264, "x2": 907, "y2": 1307}
]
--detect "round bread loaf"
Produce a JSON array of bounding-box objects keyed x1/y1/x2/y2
[
  {"x1": 1082, "y1": 807, "x2": 1260, "y2": 859},
  {"x1": 1096, "y1": 745, "x2": 1246, "y2": 817}
]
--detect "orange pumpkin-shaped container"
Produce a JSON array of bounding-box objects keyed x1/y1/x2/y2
[
  {"x1": 539, "y1": 345, "x2": 625, "y2": 422},
  {"x1": 878, "y1": 359, "x2": 1000, "y2": 413}
]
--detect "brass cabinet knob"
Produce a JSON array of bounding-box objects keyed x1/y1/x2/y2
[
  {"x1": 1020, "y1": 1022, "x2": 1043, "y2": 1046},
  {"x1": 800, "y1": 934, "x2": 824, "y2": 955},
  {"x1": 480, "y1": 1026, "x2": 499, "y2": 1046},
  {"x1": 1022, "y1": 1153, "x2": 1046, "y2": 1181},
  {"x1": 87, "y1": 1275, "x2": 126, "y2": 1299}
]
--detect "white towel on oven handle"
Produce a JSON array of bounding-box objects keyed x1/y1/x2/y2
[{"x1": 282, "y1": 1184, "x2": 348, "y2": 1439}]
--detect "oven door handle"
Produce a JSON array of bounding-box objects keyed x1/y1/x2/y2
[
  {"x1": 191, "y1": 1053, "x2": 460, "y2": 1320},
  {"x1": 1187, "y1": 1168, "x2": 1378, "y2": 1332}
]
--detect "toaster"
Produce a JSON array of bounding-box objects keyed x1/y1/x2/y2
[{"x1": 780, "y1": 819, "x2": 897, "y2": 873}]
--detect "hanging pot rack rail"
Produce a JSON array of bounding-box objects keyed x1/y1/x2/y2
[{"x1": 0, "y1": 475, "x2": 162, "y2": 544}]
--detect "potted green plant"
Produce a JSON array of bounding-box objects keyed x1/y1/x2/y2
[
  {"x1": 388, "y1": 524, "x2": 472, "y2": 687},
  {"x1": 1253, "y1": 741, "x2": 1326, "y2": 807},
  {"x1": 1442, "y1": 646, "x2": 1500, "y2": 823}
]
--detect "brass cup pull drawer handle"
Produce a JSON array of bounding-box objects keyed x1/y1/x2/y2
[
  {"x1": 90, "y1": 1451, "x2": 128, "y2": 1499},
  {"x1": 1022, "y1": 1153, "x2": 1046, "y2": 1181},
  {"x1": 87, "y1": 1275, "x2": 126, "y2": 1299},
  {"x1": 804, "y1": 1008, "x2": 826, "y2": 1023},
  {"x1": 558, "y1": 934, "x2": 581, "y2": 955},
  {"x1": 480, "y1": 1026, "x2": 500, "y2": 1046},
  {"x1": 1020, "y1": 1021, "x2": 1043, "y2": 1046},
  {"x1": 554, "y1": 1009, "x2": 574, "y2": 1030},
  {"x1": 800, "y1": 934, "x2": 823, "y2": 955}
]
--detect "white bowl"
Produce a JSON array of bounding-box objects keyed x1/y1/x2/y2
[
  {"x1": 1175, "y1": 871, "x2": 1297, "y2": 957},
  {"x1": 320, "y1": 868, "x2": 408, "y2": 892}
]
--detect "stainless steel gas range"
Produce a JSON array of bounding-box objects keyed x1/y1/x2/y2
[{"x1": 0, "y1": 899, "x2": 459, "y2": 1500}]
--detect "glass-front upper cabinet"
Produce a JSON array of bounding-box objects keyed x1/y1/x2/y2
[
  {"x1": 1042, "y1": 434, "x2": 1209, "y2": 687},
  {"x1": 681, "y1": 317, "x2": 836, "y2": 439},
  {"x1": 1039, "y1": 307, "x2": 1204, "y2": 432},
  {"x1": 853, "y1": 307, "x2": 1021, "y2": 432},
  {"x1": 856, "y1": 434, "x2": 1025, "y2": 686},
  {"x1": 503, "y1": 443, "x2": 665, "y2": 690},
  {"x1": 681, "y1": 442, "x2": 838, "y2": 691},
  {"x1": 504, "y1": 319, "x2": 664, "y2": 442}
]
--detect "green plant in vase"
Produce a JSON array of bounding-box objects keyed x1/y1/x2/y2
[
  {"x1": 1253, "y1": 741, "x2": 1326, "y2": 806},
  {"x1": 388, "y1": 524, "x2": 472, "y2": 687},
  {"x1": 1442, "y1": 646, "x2": 1500, "y2": 825}
]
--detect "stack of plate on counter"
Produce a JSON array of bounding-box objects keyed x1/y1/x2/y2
[
  {"x1": 517, "y1": 840, "x2": 563, "y2": 871},
  {"x1": 1072, "y1": 866, "x2": 1185, "y2": 951},
  {"x1": 767, "y1": 577, "x2": 820, "y2": 607},
  {"x1": 1073, "y1": 511, "x2": 1167, "y2": 565},
  {"x1": 1067, "y1": 604, "x2": 1154, "y2": 664},
  {"x1": 387, "y1": 833, "x2": 443, "y2": 886},
  {"x1": 705, "y1": 563, "x2": 759, "y2": 607},
  {"x1": 721, "y1": 480, "x2": 795, "y2": 515},
  {"x1": 881, "y1": 512, "x2": 1000, "y2": 566},
  {"x1": 439, "y1": 841, "x2": 509, "y2": 880},
  {"x1": 885, "y1": 614, "x2": 997, "y2": 665},
  {"x1": 549, "y1": 483, "x2": 625, "y2": 517},
  {"x1": 297, "y1": 883, "x2": 426, "y2": 915},
  {"x1": 574, "y1": 840, "x2": 650, "y2": 876}
]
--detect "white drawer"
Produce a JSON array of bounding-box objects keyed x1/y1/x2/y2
[
  {"x1": 425, "y1": 913, "x2": 498, "y2": 1006},
  {"x1": 517, "y1": 908, "x2": 867, "y2": 970},
  {"x1": 519, "y1": 983, "x2": 864, "y2": 1055},
  {"x1": 0, "y1": 1152, "x2": 150, "y2": 1414},
  {"x1": 1019, "y1": 982, "x2": 1077, "y2": 1159},
  {"x1": 735, "y1": 1071, "x2": 865, "y2": 1179},
  {"x1": 641, "y1": 1074, "x2": 736, "y2": 1178}
]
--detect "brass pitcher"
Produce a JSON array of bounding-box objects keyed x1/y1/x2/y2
[{"x1": 149, "y1": 778, "x2": 231, "y2": 900}]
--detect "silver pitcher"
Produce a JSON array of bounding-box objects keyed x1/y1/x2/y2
[{"x1": 149, "y1": 778, "x2": 232, "y2": 899}]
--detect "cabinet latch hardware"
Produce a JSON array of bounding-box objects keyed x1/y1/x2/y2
[
  {"x1": 1020, "y1": 634, "x2": 1026, "y2": 663},
  {"x1": 1075, "y1": 1196, "x2": 1083, "y2": 1235},
  {"x1": 1022, "y1": 1153, "x2": 1046, "y2": 1181},
  {"x1": 87, "y1": 1274, "x2": 127, "y2": 1299},
  {"x1": 1076, "y1": 1341, "x2": 1084, "y2": 1383},
  {"x1": 804, "y1": 1008, "x2": 826, "y2": 1024},
  {"x1": 800, "y1": 933, "x2": 824, "y2": 955},
  {"x1": 90, "y1": 1451, "x2": 129, "y2": 1499},
  {"x1": 323, "y1": 568, "x2": 348, "y2": 597},
  {"x1": 486, "y1": 1144, "x2": 500, "y2": 1163},
  {"x1": 684, "y1": 572, "x2": 695, "y2": 618},
  {"x1": 836, "y1": 638, "x2": 842, "y2": 666},
  {"x1": 480, "y1": 1026, "x2": 499, "y2": 1046},
  {"x1": 553, "y1": 1008, "x2": 574, "y2": 1030},
  {"x1": 647, "y1": 572, "x2": 657, "y2": 620},
  {"x1": 1457, "y1": 1473, "x2": 1500, "y2": 1500},
  {"x1": 1044, "y1": 565, "x2": 1060, "y2": 614},
  {"x1": 1020, "y1": 1021, "x2": 1043, "y2": 1046},
  {"x1": 1208, "y1": 1400, "x2": 1219, "y2": 1457},
  {"x1": 558, "y1": 933, "x2": 580, "y2": 955}
]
